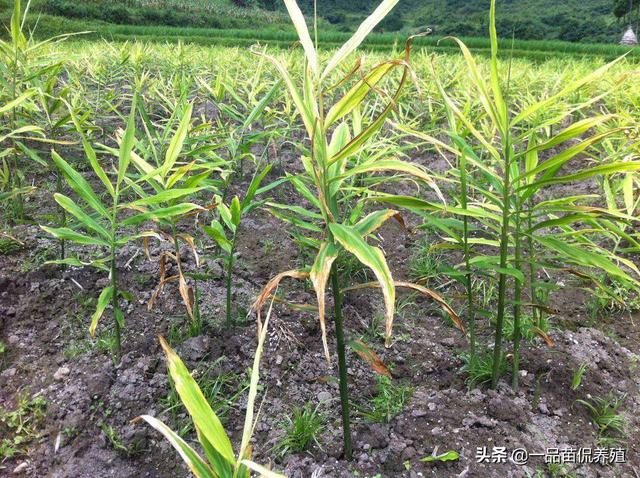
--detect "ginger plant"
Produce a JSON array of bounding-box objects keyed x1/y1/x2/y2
[
  {"x1": 123, "y1": 98, "x2": 212, "y2": 326},
  {"x1": 138, "y1": 300, "x2": 285, "y2": 478},
  {"x1": 250, "y1": 0, "x2": 461, "y2": 458},
  {"x1": 203, "y1": 163, "x2": 276, "y2": 326},
  {"x1": 42, "y1": 98, "x2": 203, "y2": 356},
  {"x1": 384, "y1": 0, "x2": 640, "y2": 390}
]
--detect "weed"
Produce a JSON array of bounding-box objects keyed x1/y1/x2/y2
[
  {"x1": 273, "y1": 402, "x2": 325, "y2": 456},
  {"x1": 527, "y1": 463, "x2": 578, "y2": 478},
  {"x1": 576, "y1": 393, "x2": 627, "y2": 445},
  {"x1": 19, "y1": 246, "x2": 56, "y2": 273},
  {"x1": 0, "y1": 237, "x2": 23, "y2": 255},
  {"x1": 0, "y1": 392, "x2": 47, "y2": 460},
  {"x1": 358, "y1": 376, "x2": 413, "y2": 423},
  {"x1": 100, "y1": 423, "x2": 144, "y2": 457},
  {"x1": 460, "y1": 349, "x2": 506, "y2": 388},
  {"x1": 586, "y1": 277, "x2": 640, "y2": 320},
  {"x1": 409, "y1": 239, "x2": 443, "y2": 286},
  {"x1": 571, "y1": 363, "x2": 588, "y2": 391},
  {"x1": 260, "y1": 238, "x2": 275, "y2": 256}
]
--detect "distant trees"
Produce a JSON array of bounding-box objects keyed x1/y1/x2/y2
[{"x1": 613, "y1": 0, "x2": 639, "y2": 23}]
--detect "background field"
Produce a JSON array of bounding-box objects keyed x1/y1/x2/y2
[{"x1": 1, "y1": 0, "x2": 639, "y2": 61}]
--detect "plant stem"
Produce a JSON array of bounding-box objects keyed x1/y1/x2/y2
[
  {"x1": 110, "y1": 251, "x2": 122, "y2": 356},
  {"x1": 110, "y1": 187, "x2": 121, "y2": 356},
  {"x1": 527, "y1": 202, "x2": 540, "y2": 327},
  {"x1": 512, "y1": 207, "x2": 522, "y2": 390},
  {"x1": 459, "y1": 150, "x2": 475, "y2": 358},
  {"x1": 55, "y1": 166, "x2": 66, "y2": 260},
  {"x1": 330, "y1": 263, "x2": 352, "y2": 460},
  {"x1": 491, "y1": 144, "x2": 512, "y2": 389},
  {"x1": 10, "y1": 42, "x2": 24, "y2": 221},
  {"x1": 226, "y1": 232, "x2": 237, "y2": 327}
]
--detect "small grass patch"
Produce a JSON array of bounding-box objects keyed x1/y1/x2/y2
[
  {"x1": 0, "y1": 392, "x2": 47, "y2": 461},
  {"x1": 273, "y1": 402, "x2": 325, "y2": 457},
  {"x1": 358, "y1": 376, "x2": 413, "y2": 423}
]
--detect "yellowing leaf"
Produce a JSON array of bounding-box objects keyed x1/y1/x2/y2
[
  {"x1": 159, "y1": 336, "x2": 236, "y2": 465},
  {"x1": 310, "y1": 241, "x2": 340, "y2": 362},
  {"x1": 89, "y1": 286, "x2": 114, "y2": 337},
  {"x1": 329, "y1": 223, "x2": 396, "y2": 346},
  {"x1": 321, "y1": 0, "x2": 400, "y2": 80},
  {"x1": 348, "y1": 339, "x2": 391, "y2": 377}
]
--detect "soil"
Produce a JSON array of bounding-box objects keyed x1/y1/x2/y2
[
  {"x1": 0, "y1": 77, "x2": 638, "y2": 477},
  {"x1": 1, "y1": 155, "x2": 639, "y2": 478}
]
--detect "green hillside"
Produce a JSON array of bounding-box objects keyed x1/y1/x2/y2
[
  {"x1": 299, "y1": 0, "x2": 627, "y2": 42},
  {"x1": 0, "y1": 0, "x2": 635, "y2": 44}
]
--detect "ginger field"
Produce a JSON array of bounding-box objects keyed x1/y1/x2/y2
[{"x1": 1, "y1": 0, "x2": 640, "y2": 477}]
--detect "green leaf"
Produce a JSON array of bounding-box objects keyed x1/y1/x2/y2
[
  {"x1": 325, "y1": 62, "x2": 394, "y2": 127},
  {"x1": 122, "y1": 203, "x2": 202, "y2": 226},
  {"x1": 203, "y1": 221, "x2": 232, "y2": 254},
  {"x1": 40, "y1": 226, "x2": 109, "y2": 247},
  {"x1": 51, "y1": 151, "x2": 109, "y2": 218},
  {"x1": 534, "y1": 236, "x2": 635, "y2": 283},
  {"x1": 334, "y1": 159, "x2": 445, "y2": 204},
  {"x1": 69, "y1": 107, "x2": 115, "y2": 198},
  {"x1": 10, "y1": 0, "x2": 26, "y2": 50},
  {"x1": 162, "y1": 103, "x2": 193, "y2": 179},
  {"x1": 512, "y1": 55, "x2": 626, "y2": 126},
  {"x1": 354, "y1": 209, "x2": 398, "y2": 236},
  {"x1": 117, "y1": 98, "x2": 137, "y2": 189},
  {"x1": 196, "y1": 429, "x2": 234, "y2": 477},
  {"x1": 159, "y1": 337, "x2": 236, "y2": 466},
  {"x1": 89, "y1": 286, "x2": 114, "y2": 337},
  {"x1": 138, "y1": 416, "x2": 216, "y2": 478},
  {"x1": 130, "y1": 188, "x2": 202, "y2": 207},
  {"x1": 268, "y1": 207, "x2": 322, "y2": 232},
  {"x1": 218, "y1": 202, "x2": 234, "y2": 231},
  {"x1": 420, "y1": 450, "x2": 460, "y2": 463},
  {"x1": 44, "y1": 257, "x2": 110, "y2": 272},
  {"x1": 329, "y1": 223, "x2": 396, "y2": 346},
  {"x1": 53, "y1": 193, "x2": 111, "y2": 240},
  {"x1": 518, "y1": 130, "x2": 616, "y2": 181},
  {"x1": 524, "y1": 161, "x2": 640, "y2": 190},
  {"x1": 286, "y1": 174, "x2": 321, "y2": 210},
  {"x1": 243, "y1": 81, "x2": 282, "y2": 129},
  {"x1": 240, "y1": 461, "x2": 287, "y2": 478},
  {"x1": 257, "y1": 52, "x2": 314, "y2": 137},
  {"x1": 243, "y1": 164, "x2": 272, "y2": 209},
  {"x1": 327, "y1": 83, "x2": 404, "y2": 168},
  {"x1": 0, "y1": 89, "x2": 36, "y2": 115},
  {"x1": 230, "y1": 196, "x2": 242, "y2": 227},
  {"x1": 520, "y1": 115, "x2": 613, "y2": 155}
]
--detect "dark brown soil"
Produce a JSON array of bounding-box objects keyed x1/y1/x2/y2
[{"x1": 1, "y1": 167, "x2": 639, "y2": 478}]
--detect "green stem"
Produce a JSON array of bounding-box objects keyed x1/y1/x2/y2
[
  {"x1": 459, "y1": 152, "x2": 474, "y2": 358},
  {"x1": 110, "y1": 187, "x2": 121, "y2": 357},
  {"x1": 226, "y1": 232, "x2": 237, "y2": 327},
  {"x1": 110, "y1": 250, "x2": 122, "y2": 356},
  {"x1": 512, "y1": 209, "x2": 522, "y2": 390},
  {"x1": 330, "y1": 263, "x2": 352, "y2": 460},
  {"x1": 491, "y1": 145, "x2": 512, "y2": 389},
  {"x1": 10, "y1": 43, "x2": 24, "y2": 221},
  {"x1": 55, "y1": 164, "x2": 66, "y2": 260},
  {"x1": 464, "y1": 215, "x2": 475, "y2": 357},
  {"x1": 527, "y1": 203, "x2": 540, "y2": 327}
]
